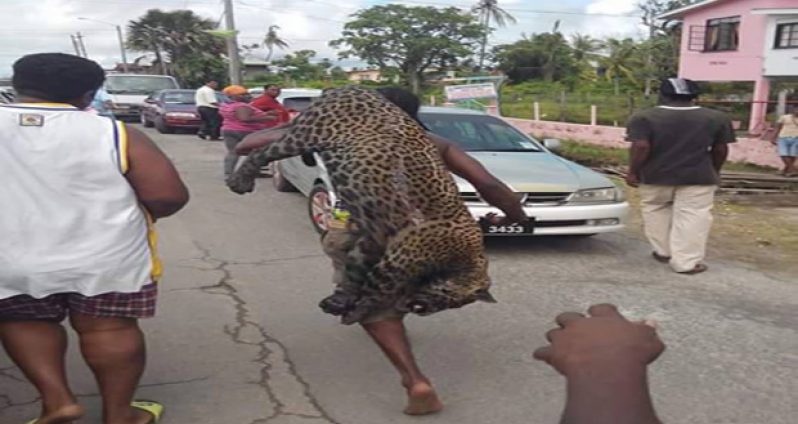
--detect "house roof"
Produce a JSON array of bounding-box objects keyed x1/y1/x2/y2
[{"x1": 657, "y1": 0, "x2": 728, "y2": 20}]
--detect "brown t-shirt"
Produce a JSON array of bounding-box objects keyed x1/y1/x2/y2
[{"x1": 626, "y1": 106, "x2": 736, "y2": 185}]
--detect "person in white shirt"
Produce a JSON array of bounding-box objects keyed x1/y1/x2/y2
[
  {"x1": 0, "y1": 53, "x2": 189, "y2": 424},
  {"x1": 195, "y1": 80, "x2": 221, "y2": 140}
]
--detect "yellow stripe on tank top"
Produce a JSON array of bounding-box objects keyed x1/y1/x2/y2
[
  {"x1": 117, "y1": 121, "x2": 130, "y2": 173},
  {"x1": 143, "y1": 209, "x2": 163, "y2": 282}
]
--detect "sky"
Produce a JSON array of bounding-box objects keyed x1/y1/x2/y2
[{"x1": 0, "y1": 0, "x2": 649, "y2": 78}]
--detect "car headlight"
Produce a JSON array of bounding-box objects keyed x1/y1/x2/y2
[
  {"x1": 569, "y1": 187, "x2": 622, "y2": 203},
  {"x1": 165, "y1": 112, "x2": 197, "y2": 119}
]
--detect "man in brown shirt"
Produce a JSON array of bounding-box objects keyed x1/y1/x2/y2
[{"x1": 625, "y1": 78, "x2": 735, "y2": 274}]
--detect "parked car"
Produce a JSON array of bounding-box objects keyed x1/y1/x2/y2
[
  {"x1": 278, "y1": 89, "x2": 322, "y2": 119},
  {"x1": 249, "y1": 87, "x2": 323, "y2": 119},
  {"x1": 104, "y1": 74, "x2": 180, "y2": 120},
  {"x1": 140, "y1": 89, "x2": 201, "y2": 134},
  {"x1": 0, "y1": 89, "x2": 14, "y2": 104},
  {"x1": 273, "y1": 106, "x2": 629, "y2": 236}
]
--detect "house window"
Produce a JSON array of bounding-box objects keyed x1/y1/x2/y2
[
  {"x1": 705, "y1": 16, "x2": 740, "y2": 51},
  {"x1": 775, "y1": 23, "x2": 798, "y2": 49}
]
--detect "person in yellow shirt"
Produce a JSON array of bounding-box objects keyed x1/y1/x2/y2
[{"x1": 772, "y1": 105, "x2": 798, "y2": 177}]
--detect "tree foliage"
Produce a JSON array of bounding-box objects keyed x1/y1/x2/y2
[
  {"x1": 331, "y1": 4, "x2": 485, "y2": 93},
  {"x1": 272, "y1": 50, "x2": 332, "y2": 82},
  {"x1": 493, "y1": 32, "x2": 577, "y2": 84},
  {"x1": 127, "y1": 9, "x2": 226, "y2": 86}
]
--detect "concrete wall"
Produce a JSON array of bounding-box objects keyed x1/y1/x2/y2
[{"x1": 503, "y1": 117, "x2": 783, "y2": 169}]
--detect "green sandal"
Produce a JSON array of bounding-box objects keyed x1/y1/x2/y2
[{"x1": 132, "y1": 400, "x2": 164, "y2": 423}]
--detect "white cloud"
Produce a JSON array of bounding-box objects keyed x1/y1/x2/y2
[{"x1": 583, "y1": 0, "x2": 646, "y2": 39}]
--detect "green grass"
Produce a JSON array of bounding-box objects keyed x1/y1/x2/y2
[{"x1": 555, "y1": 140, "x2": 777, "y2": 173}]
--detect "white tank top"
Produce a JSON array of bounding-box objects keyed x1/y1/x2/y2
[{"x1": 0, "y1": 103, "x2": 160, "y2": 299}]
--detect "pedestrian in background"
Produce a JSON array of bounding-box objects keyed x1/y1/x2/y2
[
  {"x1": 195, "y1": 79, "x2": 221, "y2": 140},
  {"x1": 250, "y1": 84, "x2": 290, "y2": 127},
  {"x1": 88, "y1": 85, "x2": 114, "y2": 118},
  {"x1": 771, "y1": 104, "x2": 798, "y2": 177},
  {"x1": 219, "y1": 85, "x2": 280, "y2": 177},
  {"x1": 625, "y1": 78, "x2": 736, "y2": 275},
  {"x1": 0, "y1": 53, "x2": 189, "y2": 424}
]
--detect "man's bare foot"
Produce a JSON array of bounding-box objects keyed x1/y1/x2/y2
[
  {"x1": 36, "y1": 403, "x2": 85, "y2": 424},
  {"x1": 404, "y1": 382, "x2": 444, "y2": 415}
]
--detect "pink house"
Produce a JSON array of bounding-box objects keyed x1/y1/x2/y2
[{"x1": 660, "y1": 0, "x2": 798, "y2": 133}]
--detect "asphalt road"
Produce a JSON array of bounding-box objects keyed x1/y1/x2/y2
[{"x1": 2, "y1": 127, "x2": 797, "y2": 424}]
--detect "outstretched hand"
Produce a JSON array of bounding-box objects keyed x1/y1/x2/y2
[
  {"x1": 533, "y1": 304, "x2": 665, "y2": 376},
  {"x1": 484, "y1": 212, "x2": 527, "y2": 226},
  {"x1": 226, "y1": 170, "x2": 256, "y2": 194}
]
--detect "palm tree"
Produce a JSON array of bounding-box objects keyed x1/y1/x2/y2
[
  {"x1": 472, "y1": 0, "x2": 516, "y2": 71},
  {"x1": 570, "y1": 33, "x2": 601, "y2": 63},
  {"x1": 127, "y1": 9, "x2": 222, "y2": 76},
  {"x1": 263, "y1": 25, "x2": 289, "y2": 63},
  {"x1": 599, "y1": 38, "x2": 640, "y2": 95},
  {"x1": 127, "y1": 10, "x2": 171, "y2": 75}
]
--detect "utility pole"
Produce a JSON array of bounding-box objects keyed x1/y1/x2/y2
[
  {"x1": 70, "y1": 35, "x2": 82, "y2": 57},
  {"x1": 77, "y1": 18, "x2": 129, "y2": 72},
  {"x1": 223, "y1": 0, "x2": 242, "y2": 84},
  {"x1": 115, "y1": 25, "x2": 129, "y2": 72},
  {"x1": 76, "y1": 32, "x2": 88, "y2": 58}
]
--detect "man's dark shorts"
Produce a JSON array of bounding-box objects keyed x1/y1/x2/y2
[{"x1": 0, "y1": 283, "x2": 158, "y2": 322}]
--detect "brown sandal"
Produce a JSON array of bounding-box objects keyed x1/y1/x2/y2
[
  {"x1": 651, "y1": 252, "x2": 671, "y2": 263},
  {"x1": 678, "y1": 263, "x2": 708, "y2": 275}
]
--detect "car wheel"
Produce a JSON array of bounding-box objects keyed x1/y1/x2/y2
[
  {"x1": 308, "y1": 184, "x2": 332, "y2": 234},
  {"x1": 272, "y1": 162, "x2": 297, "y2": 192},
  {"x1": 155, "y1": 117, "x2": 174, "y2": 134},
  {"x1": 140, "y1": 113, "x2": 154, "y2": 128}
]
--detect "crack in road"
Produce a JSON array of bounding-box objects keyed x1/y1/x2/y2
[{"x1": 193, "y1": 242, "x2": 339, "y2": 424}]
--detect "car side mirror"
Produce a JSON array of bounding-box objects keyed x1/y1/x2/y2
[
  {"x1": 144, "y1": 98, "x2": 155, "y2": 104},
  {"x1": 543, "y1": 138, "x2": 561, "y2": 151}
]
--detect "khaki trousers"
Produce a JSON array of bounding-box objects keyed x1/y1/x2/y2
[{"x1": 638, "y1": 185, "x2": 717, "y2": 272}]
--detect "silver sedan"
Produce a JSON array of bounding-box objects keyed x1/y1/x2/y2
[{"x1": 271, "y1": 106, "x2": 629, "y2": 236}]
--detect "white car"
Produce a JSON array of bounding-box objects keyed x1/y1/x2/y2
[
  {"x1": 104, "y1": 74, "x2": 180, "y2": 120},
  {"x1": 272, "y1": 106, "x2": 629, "y2": 236}
]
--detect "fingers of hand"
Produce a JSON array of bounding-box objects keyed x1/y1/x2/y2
[
  {"x1": 545, "y1": 328, "x2": 561, "y2": 342},
  {"x1": 532, "y1": 346, "x2": 552, "y2": 362},
  {"x1": 587, "y1": 303, "x2": 623, "y2": 319},
  {"x1": 641, "y1": 319, "x2": 658, "y2": 329},
  {"x1": 555, "y1": 312, "x2": 585, "y2": 328}
]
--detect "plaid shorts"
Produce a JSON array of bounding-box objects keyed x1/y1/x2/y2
[{"x1": 0, "y1": 283, "x2": 158, "y2": 322}]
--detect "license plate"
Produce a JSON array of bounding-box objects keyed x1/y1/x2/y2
[{"x1": 479, "y1": 219, "x2": 535, "y2": 234}]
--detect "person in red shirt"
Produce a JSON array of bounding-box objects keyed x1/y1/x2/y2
[{"x1": 250, "y1": 84, "x2": 289, "y2": 128}]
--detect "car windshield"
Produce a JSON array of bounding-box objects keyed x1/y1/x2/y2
[
  {"x1": 162, "y1": 91, "x2": 195, "y2": 104},
  {"x1": 282, "y1": 97, "x2": 316, "y2": 112},
  {"x1": 106, "y1": 76, "x2": 178, "y2": 95},
  {"x1": 419, "y1": 113, "x2": 542, "y2": 152}
]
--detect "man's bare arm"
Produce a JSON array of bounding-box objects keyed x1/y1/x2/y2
[
  {"x1": 125, "y1": 125, "x2": 189, "y2": 218},
  {"x1": 431, "y1": 134, "x2": 527, "y2": 223},
  {"x1": 235, "y1": 125, "x2": 293, "y2": 155},
  {"x1": 534, "y1": 304, "x2": 664, "y2": 424},
  {"x1": 626, "y1": 140, "x2": 651, "y2": 187},
  {"x1": 711, "y1": 143, "x2": 728, "y2": 173}
]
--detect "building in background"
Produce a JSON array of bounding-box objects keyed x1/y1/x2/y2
[{"x1": 660, "y1": 0, "x2": 798, "y2": 133}]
